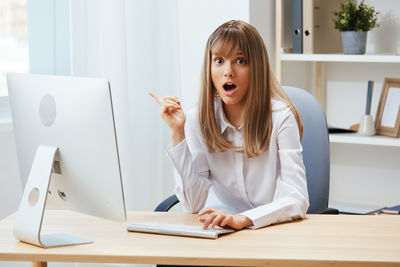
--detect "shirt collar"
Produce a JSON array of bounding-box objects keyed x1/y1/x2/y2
[{"x1": 214, "y1": 96, "x2": 242, "y2": 133}]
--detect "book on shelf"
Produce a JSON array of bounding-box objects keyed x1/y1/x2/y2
[
  {"x1": 328, "y1": 123, "x2": 359, "y2": 133},
  {"x1": 302, "y1": 0, "x2": 344, "y2": 54},
  {"x1": 328, "y1": 126, "x2": 356, "y2": 134},
  {"x1": 380, "y1": 205, "x2": 400, "y2": 214}
]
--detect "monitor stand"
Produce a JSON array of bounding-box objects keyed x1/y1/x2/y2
[{"x1": 13, "y1": 145, "x2": 93, "y2": 248}]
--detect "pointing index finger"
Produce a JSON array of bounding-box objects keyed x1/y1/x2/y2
[{"x1": 149, "y1": 92, "x2": 163, "y2": 105}]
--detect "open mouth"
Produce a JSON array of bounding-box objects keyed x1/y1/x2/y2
[{"x1": 223, "y1": 83, "x2": 237, "y2": 91}]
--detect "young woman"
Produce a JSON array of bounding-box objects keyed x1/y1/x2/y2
[{"x1": 150, "y1": 20, "x2": 309, "y2": 230}]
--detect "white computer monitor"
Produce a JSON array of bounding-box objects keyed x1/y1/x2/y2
[{"x1": 7, "y1": 73, "x2": 127, "y2": 247}]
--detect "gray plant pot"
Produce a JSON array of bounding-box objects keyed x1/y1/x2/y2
[{"x1": 341, "y1": 31, "x2": 368, "y2": 54}]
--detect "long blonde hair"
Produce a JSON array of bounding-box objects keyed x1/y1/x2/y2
[{"x1": 199, "y1": 20, "x2": 303, "y2": 157}]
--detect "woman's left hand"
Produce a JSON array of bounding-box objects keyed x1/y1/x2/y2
[{"x1": 198, "y1": 208, "x2": 253, "y2": 230}]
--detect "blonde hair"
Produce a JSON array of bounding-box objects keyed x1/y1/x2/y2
[{"x1": 199, "y1": 20, "x2": 303, "y2": 157}]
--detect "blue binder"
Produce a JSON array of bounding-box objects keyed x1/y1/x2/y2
[{"x1": 292, "y1": 0, "x2": 303, "y2": 53}]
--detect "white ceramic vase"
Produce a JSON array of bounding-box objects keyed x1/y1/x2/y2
[{"x1": 358, "y1": 115, "x2": 375, "y2": 136}]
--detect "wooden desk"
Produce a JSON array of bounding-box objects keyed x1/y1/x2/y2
[{"x1": 0, "y1": 210, "x2": 399, "y2": 266}]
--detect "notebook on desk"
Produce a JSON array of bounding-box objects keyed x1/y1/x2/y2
[{"x1": 127, "y1": 222, "x2": 235, "y2": 239}]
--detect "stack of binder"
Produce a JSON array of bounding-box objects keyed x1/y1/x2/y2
[{"x1": 292, "y1": 0, "x2": 344, "y2": 54}]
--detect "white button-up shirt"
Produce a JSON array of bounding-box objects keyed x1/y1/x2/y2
[{"x1": 167, "y1": 97, "x2": 309, "y2": 229}]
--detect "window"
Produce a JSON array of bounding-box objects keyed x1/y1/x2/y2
[{"x1": 0, "y1": 0, "x2": 29, "y2": 97}]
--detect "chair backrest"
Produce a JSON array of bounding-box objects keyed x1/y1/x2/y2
[{"x1": 283, "y1": 86, "x2": 330, "y2": 214}]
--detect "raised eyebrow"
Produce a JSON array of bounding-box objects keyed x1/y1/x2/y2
[
  {"x1": 212, "y1": 51, "x2": 243, "y2": 57},
  {"x1": 211, "y1": 53, "x2": 244, "y2": 60}
]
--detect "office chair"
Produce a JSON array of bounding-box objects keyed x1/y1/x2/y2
[
  {"x1": 155, "y1": 86, "x2": 339, "y2": 214},
  {"x1": 283, "y1": 86, "x2": 337, "y2": 214}
]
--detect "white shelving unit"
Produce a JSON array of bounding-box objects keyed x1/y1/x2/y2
[
  {"x1": 275, "y1": 0, "x2": 400, "y2": 148},
  {"x1": 329, "y1": 133, "x2": 400, "y2": 147},
  {"x1": 280, "y1": 53, "x2": 400, "y2": 63},
  {"x1": 275, "y1": 0, "x2": 400, "y2": 208}
]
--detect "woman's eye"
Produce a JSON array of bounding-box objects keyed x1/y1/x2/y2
[
  {"x1": 236, "y1": 58, "x2": 245, "y2": 64},
  {"x1": 215, "y1": 58, "x2": 223, "y2": 64}
]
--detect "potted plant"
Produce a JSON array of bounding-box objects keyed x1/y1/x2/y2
[{"x1": 331, "y1": 0, "x2": 380, "y2": 54}]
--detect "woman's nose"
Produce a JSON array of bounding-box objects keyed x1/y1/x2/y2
[{"x1": 224, "y1": 63, "x2": 234, "y2": 77}]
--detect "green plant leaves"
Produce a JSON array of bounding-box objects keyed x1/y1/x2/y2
[{"x1": 331, "y1": 0, "x2": 380, "y2": 32}]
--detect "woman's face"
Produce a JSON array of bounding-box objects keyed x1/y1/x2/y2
[{"x1": 211, "y1": 47, "x2": 250, "y2": 110}]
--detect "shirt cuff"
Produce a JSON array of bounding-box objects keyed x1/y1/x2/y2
[
  {"x1": 166, "y1": 138, "x2": 187, "y2": 160},
  {"x1": 240, "y1": 198, "x2": 304, "y2": 229},
  {"x1": 240, "y1": 205, "x2": 277, "y2": 229}
]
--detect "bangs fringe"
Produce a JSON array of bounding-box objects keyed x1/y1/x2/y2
[{"x1": 210, "y1": 27, "x2": 246, "y2": 59}]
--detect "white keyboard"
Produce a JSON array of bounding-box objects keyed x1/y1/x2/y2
[{"x1": 127, "y1": 222, "x2": 235, "y2": 239}]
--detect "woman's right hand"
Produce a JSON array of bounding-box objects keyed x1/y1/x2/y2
[{"x1": 149, "y1": 92, "x2": 186, "y2": 145}]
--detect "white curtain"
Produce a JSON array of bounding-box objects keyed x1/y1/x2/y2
[
  {"x1": 69, "y1": 0, "x2": 181, "y2": 211},
  {"x1": 68, "y1": 0, "x2": 250, "y2": 213}
]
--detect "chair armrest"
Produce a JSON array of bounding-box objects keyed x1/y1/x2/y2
[{"x1": 154, "y1": 194, "x2": 180, "y2": 212}]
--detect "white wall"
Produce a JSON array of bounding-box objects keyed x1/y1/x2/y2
[
  {"x1": 250, "y1": 0, "x2": 276, "y2": 73},
  {"x1": 177, "y1": 0, "x2": 250, "y2": 109}
]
